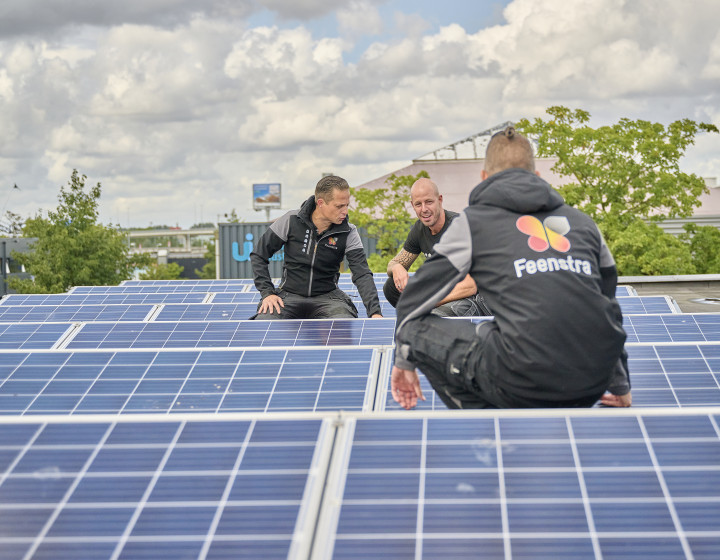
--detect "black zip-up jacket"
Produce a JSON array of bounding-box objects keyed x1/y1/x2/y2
[
  {"x1": 395, "y1": 168, "x2": 629, "y2": 401},
  {"x1": 250, "y1": 195, "x2": 382, "y2": 317}
]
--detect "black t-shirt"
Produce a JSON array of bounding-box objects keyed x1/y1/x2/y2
[{"x1": 403, "y1": 210, "x2": 459, "y2": 257}]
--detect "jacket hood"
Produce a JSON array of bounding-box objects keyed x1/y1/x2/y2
[
  {"x1": 299, "y1": 195, "x2": 317, "y2": 223},
  {"x1": 468, "y1": 168, "x2": 565, "y2": 214}
]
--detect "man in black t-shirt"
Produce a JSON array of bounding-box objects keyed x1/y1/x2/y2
[{"x1": 384, "y1": 178, "x2": 491, "y2": 316}]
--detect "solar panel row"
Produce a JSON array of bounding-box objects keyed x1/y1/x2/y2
[{"x1": 1, "y1": 409, "x2": 718, "y2": 560}]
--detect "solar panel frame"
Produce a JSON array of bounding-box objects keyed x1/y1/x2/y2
[
  {"x1": 0, "y1": 347, "x2": 383, "y2": 415},
  {"x1": 0, "y1": 413, "x2": 335, "y2": 560},
  {"x1": 0, "y1": 293, "x2": 211, "y2": 306},
  {"x1": 0, "y1": 304, "x2": 156, "y2": 323},
  {"x1": 311, "y1": 408, "x2": 720, "y2": 560},
  {"x1": 60, "y1": 319, "x2": 397, "y2": 350},
  {"x1": 377, "y1": 342, "x2": 720, "y2": 411}
]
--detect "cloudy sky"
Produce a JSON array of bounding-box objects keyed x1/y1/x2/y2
[{"x1": 1, "y1": 0, "x2": 719, "y2": 228}]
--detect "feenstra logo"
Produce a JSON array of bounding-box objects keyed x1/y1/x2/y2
[
  {"x1": 513, "y1": 215, "x2": 592, "y2": 278},
  {"x1": 516, "y1": 215, "x2": 571, "y2": 253}
]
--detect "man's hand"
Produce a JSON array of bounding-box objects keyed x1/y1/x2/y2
[
  {"x1": 600, "y1": 391, "x2": 632, "y2": 407},
  {"x1": 370, "y1": 314, "x2": 383, "y2": 319},
  {"x1": 390, "y1": 264, "x2": 410, "y2": 293},
  {"x1": 258, "y1": 294, "x2": 284, "y2": 315},
  {"x1": 391, "y1": 366, "x2": 425, "y2": 410}
]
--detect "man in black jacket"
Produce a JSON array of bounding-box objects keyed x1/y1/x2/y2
[
  {"x1": 391, "y1": 126, "x2": 631, "y2": 409},
  {"x1": 250, "y1": 175, "x2": 383, "y2": 319}
]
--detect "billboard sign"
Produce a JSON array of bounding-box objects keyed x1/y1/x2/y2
[{"x1": 253, "y1": 183, "x2": 281, "y2": 210}]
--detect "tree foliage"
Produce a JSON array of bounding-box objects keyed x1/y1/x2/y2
[
  {"x1": 10, "y1": 170, "x2": 142, "y2": 293},
  {"x1": 195, "y1": 241, "x2": 217, "y2": 279},
  {"x1": 350, "y1": 171, "x2": 429, "y2": 273},
  {"x1": 516, "y1": 106, "x2": 720, "y2": 275},
  {"x1": 139, "y1": 262, "x2": 184, "y2": 280},
  {"x1": 680, "y1": 223, "x2": 720, "y2": 274},
  {"x1": 0, "y1": 211, "x2": 24, "y2": 236}
]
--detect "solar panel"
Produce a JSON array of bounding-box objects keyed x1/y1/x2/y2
[
  {"x1": 0, "y1": 293, "x2": 209, "y2": 306},
  {"x1": 616, "y1": 285, "x2": 636, "y2": 296},
  {"x1": 0, "y1": 348, "x2": 379, "y2": 414},
  {"x1": 206, "y1": 293, "x2": 262, "y2": 304},
  {"x1": 121, "y1": 279, "x2": 255, "y2": 287},
  {"x1": 0, "y1": 304, "x2": 155, "y2": 323},
  {"x1": 617, "y1": 295, "x2": 680, "y2": 314},
  {"x1": 314, "y1": 410, "x2": 720, "y2": 559},
  {"x1": 0, "y1": 415, "x2": 331, "y2": 560},
  {"x1": 624, "y1": 314, "x2": 720, "y2": 343},
  {"x1": 0, "y1": 323, "x2": 76, "y2": 350},
  {"x1": 69, "y1": 285, "x2": 249, "y2": 294},
  {"x1": 379, "y1": 343, "x2": 720, "y2": 411},
  {"x1": 62, "y1": 319, "x2": 396, "y2": 350}
]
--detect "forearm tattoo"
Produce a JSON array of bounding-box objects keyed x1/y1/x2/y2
[{"x1": 387, "y1": 249, "x2": 418, "y2": 274}]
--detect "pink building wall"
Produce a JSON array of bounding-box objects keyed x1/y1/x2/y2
[{"x1": 356, "y1": 159, "x2": 720, "y2": 218}]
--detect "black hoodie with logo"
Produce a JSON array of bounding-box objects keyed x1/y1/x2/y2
[
  {"x1": 395, "y1": 168, "x2": 629, "y2": 402},
  {"x1": 250, "y1": 195, "x2": 382, "y2": 317}
]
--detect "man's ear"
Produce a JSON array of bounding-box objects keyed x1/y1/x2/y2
[
  {"x1": 481, "y1": 170, "x2": 489, "y2": 181},
  {"x1": 316, "y1": 197, "x2": 325, "y2": 207},
  {"x1": 535, "y1": 170, "x2": 541, "y2": 177}
]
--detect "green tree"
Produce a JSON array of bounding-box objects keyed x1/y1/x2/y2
[
  {"x1": 10, "y1": 170, "x2": 140, "y2": 293},
  {"x1": 350, "y1": 171, "x2": 429, "y2": 272},
  {"x1": 139, "y1": 262, "x2": 184, "y2": 280},
  {"x1": 516, "y1": 106, "x2": 719, "y2": 275},
  {"x1": 611, "y1": 221, "x2": 696, "y2": 276},
  {"x1": 680, "y1": 223, "x2": 720, "y2": 274},
  {"x1": 0, "y1": 210, "x2": 24, "y2": 236},
  {"x1": 195, "y1": 240, "x2": 217, "y2": 279}
]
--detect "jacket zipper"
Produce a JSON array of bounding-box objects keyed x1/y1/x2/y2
[{"x1": 306, "y1": 226, "x2": 350, "y2": 297}]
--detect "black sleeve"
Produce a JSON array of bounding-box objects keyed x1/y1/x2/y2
[
  {"x1": 250, "y1": 228, "x2": 285, "y2": 300},
  {"x1": 402, "y1": 221, "x2": 423, "y2": 255}
]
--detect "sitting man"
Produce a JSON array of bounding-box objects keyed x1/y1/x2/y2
[
  {"x1": 391, "y1": 126, "x2": 631, "y2": 409},
  {"x1": 384, "y1": 177, "x2": 491, "y2": 316},
  {"x1": 250, "y1": 175, "x2": 383, "y2": 320}
]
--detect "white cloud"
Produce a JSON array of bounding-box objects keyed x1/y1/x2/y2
[{"x1": 0, "y1": 0, "x2": 719, "y2": 229}]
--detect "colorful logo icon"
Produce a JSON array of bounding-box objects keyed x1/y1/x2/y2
[
  {"x1": 328, "y1": 237, "x2": 337, "y2": 246},
  {"x1": 516, "y1": 215, "x2": 571, "y2": 253}
]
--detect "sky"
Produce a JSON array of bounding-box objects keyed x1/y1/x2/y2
[{"x1": 1, "y1": 0, "x2": 719, "y2": 229}]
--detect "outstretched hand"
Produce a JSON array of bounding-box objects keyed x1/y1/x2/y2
[{"x1": 391, "y1": 366, "x2": 425, "y2": 410}]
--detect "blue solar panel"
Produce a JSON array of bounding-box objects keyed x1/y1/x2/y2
[
  {"x1": 617, "y1": 295, "x2": 680, "y2": 314},
  {"x1": 624, "y1": 314, "x2": 720, "y2": 343},
  {"x1": 0, "y1": 304, "x2": 155, "y2": 323},
  {"x1": 0, "y1": 416, "x2": 328, "y2": 559},
  {"x1": 380, "y1": 343, "x2": 720, "y2": 411},
  {"x1": 317, "y1": 411, "x2": 720, "y2": 559},
  {"x1": 155, "y1": 303, "x2": 259, "y2": 321},
  {"x1": 69, "y1": 284, "x2": 249, "y2": 294},
  {"x1": 206, "y1": 293, "x2": 262, "y2": 304},
  {"x1": 121, "y1": 279, "x2": 254, "y2": 287},
  {"x1": 0, "y1": 348, "x2": 378, "y2": 414},
  {"x1": 616, "y1": 285, "x2": 635, "y2": 296},
  {"x1": 0, "y1": 293, "x2": 209, "y2": 306},
  {"x1": 0, "y1": 323, "x2": 74, "y2": 350},
  {"x1": 64, "y1": 319, "x2": 396, "y2": 350}
]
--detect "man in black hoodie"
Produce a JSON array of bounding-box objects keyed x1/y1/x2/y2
[
  {"x1": 391, "y1": 126, "x2": 631, "y2": 409},
  {"x1": 250, "y1": 175, "x2": 383, "y2": 320}
]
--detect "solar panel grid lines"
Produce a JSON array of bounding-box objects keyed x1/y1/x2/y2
[
  {"x1": 0, "y1": 304, "x2": 157, "y2": 323},
  {"x1": 379, "y1": 342, "x2": 720, "y2": 411},
  {"x1": 309, "y1": 409, "x2": 720, "y2": 560},
  {"x1": 0, "y1": 293, "x2": 210, "y2": 306},
  {"x1": 0, "y1": 413, "x2": 333, "y2": 560},
  {"x1": 59, "y1": 319, "x2": 397, "y2": 350},
  {"x1": 0, "y1": 347, "x2": 383, "y2": 415}
]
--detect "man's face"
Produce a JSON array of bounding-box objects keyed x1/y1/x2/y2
[
  {"x1": 411, "y1": 183, "x2": 443, "y2": 229},
  {"x1": 317, "y1": 188, "x2": 350, "y2": 224}
]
